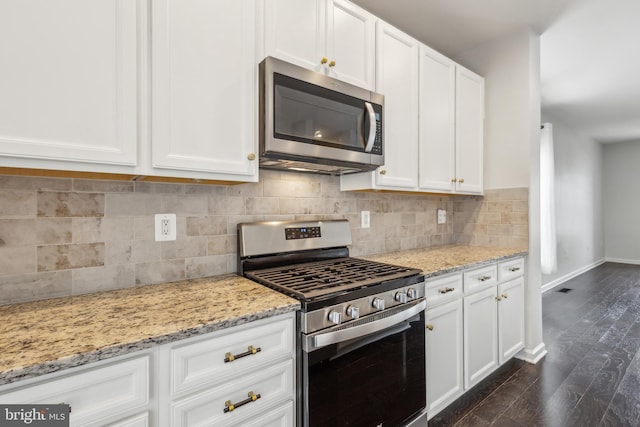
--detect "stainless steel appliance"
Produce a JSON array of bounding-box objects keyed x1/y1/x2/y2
[
  {"x1": 259, "y1": 57, "x2": 384, "y2": 175},
  {"x1": 238, "y1": 220, "x2": 427, "y2": 426}
]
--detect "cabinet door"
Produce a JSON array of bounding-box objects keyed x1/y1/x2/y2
[
  {"x1": 498, "y1": 277, "x2": 525, "y2": 364},
  {"x1": 151, "y1": 0, "x2": 259, "y2": 182},
  {"x1": 463, "y1": 286, "x2": 498, "y2": 389},
  {"x1": 455, "y1": 66, "x2": 484, "y2": 194},
  {"x1": 0, "y1": 356, "x2": 149, "y2": 426},
  {"x1": 426, "y1": 299, "x2": 463, "y2": 419},
  {"x1": 374, "y1": 22, "x2": 419, "y2": 189},
  {"x1": 326, "y1": 0, "x2": 375, "y2": 90},
  {"x1": 418, "y1": 45, "x2": 456, "y2": 192},
  {"x1": 0, "y1": 0, "x2": 138, "y2": 171},
  {"x1": 264, "y1": 0, "x2": 326, "y2": 73}
]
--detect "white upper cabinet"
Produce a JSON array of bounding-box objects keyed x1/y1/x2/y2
[
  {"x1": 0, "y1": 0, "x2": 139, "y2": 173},
  {"x1": 419, "y1": 46, "x2": 484, "y2": 195},
  {"x1": 264, "y1": 0, "x2": 376, "y2": 90},
  {"x1": 374, "y1": 22, "x2": 420, "y2": 189},
  {"x1": 418, "y1": 46, "x2": 456, "y2": 192},
  {"x1": 150, "y1": 0, "x2": 259, "y2": 182},
  {"x1": 455, "y1": 66, "x2": 484, "y2": 194},
  {"x1": 342, "y1": 24, "x2": 484, "y2": 195},
  {"x1": 340, "y1": 21, "x2": 419, "y2": 191}
]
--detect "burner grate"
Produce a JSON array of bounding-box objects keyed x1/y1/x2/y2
[{"x1": 246, "y1": 257, "x2": 420, "y2": 300}]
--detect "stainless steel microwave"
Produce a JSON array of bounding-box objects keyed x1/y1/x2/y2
[{"x1": 259, "y1": 57, "x2": 384, "y2": 175}]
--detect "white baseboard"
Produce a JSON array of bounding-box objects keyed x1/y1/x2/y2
[
  {"x1": 605, "y1": 257, "x2": 640, "y2": 265},
  {"x1": 516, "y1": 343, "x2": 547, "y2": 364},
  {"x1": 541, "y1": 259, "x2": 606, "y2": 293}
]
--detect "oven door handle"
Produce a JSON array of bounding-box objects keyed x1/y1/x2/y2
[{"x1": 304, "y1": 299, "x2": 426, "y2": 352}]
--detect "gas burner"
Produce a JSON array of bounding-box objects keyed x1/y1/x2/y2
[{"x1": 244, "y1": 257, "x2": 420, "y2": 301}]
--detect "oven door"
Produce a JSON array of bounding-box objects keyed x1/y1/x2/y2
[{"x1": 301, "y1": 300, "x2": 427, "y2": 427}]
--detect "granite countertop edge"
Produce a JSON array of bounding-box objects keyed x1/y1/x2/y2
[
  {"x1": 421, "y1": 250, "x2": 529, "y2": 278},
  {"x1": 0, "y1": 303, "x2": 299, "y2": 386}
]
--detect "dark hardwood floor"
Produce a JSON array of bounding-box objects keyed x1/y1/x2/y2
[{"x1": 429, "y1": 262, "x2": 640, "y2": 427}]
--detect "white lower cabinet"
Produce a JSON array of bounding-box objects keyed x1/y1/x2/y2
[
  {"x1": 498, "y1": 277, "x2": 525, "y2": 364},
  {"x1": 159, "y1": 312, "x2": 296, "y2": 427},
  {"x1": 426, "y1": 256, "x2": 526, "y2": 419},
  {"x1": 425, "y1": 298, "x2": 463, "y2": 419},
  {"x1": 0, "y1": 353, "x2": 153, "y2": 427},
  {"x1": 463, "y1": 285, "x2": 499, "y2": 389}
]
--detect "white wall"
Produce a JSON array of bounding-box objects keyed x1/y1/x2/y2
[
  {"x1": 456, "y1": 29, "x2": 547, "y2": 363},
  {"x1": 540, "y1": 114, "x2": 604, "y2": 290},
  {"x1": 603, "y1": 140, "x2": 640, "y2": 263}
]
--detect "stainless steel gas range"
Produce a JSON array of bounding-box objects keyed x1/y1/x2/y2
[{"x1": 238, "y1": 220, "x2": 427, "y2": 426}]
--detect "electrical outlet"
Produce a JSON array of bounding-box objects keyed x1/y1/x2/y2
[
  {"x1": 361, "y1": 210, "x2": 371, "y2": 229},
  {"x1": 437, "y1": 209, "x2": 446, "y2": 225},
  {"x1": 155, "y1": 213, "x2": 176, "y2": 241}
]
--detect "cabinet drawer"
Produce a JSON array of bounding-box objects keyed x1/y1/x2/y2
[
  {"x1": 498, "y1": 257, "x2": 525, "y2": 282},
  {"x1": 110, "y1": 412, "x2": 150, "y2": 427},
  {"x1": 463, "y1": 264, "x2": 498, "y2": 294},
  {"x1": 0, "y1": 356, "x2": 149, "y2": 426},
  {"x1": 170, "y1": 359, "x2": 294, "y2": 427},
  {"x1": 239, "y1": 400, "x2": 294, "y2": 427},
  {"x1": 170, "y1": 316, "x2": 294, "y2": 397},
  {"x1": 425, "y1": 273, "x2": 463, "y2": 308}
]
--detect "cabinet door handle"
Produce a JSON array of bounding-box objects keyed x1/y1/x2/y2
[
  {"x1": 478, "y1": 275, "x2": 492, "y2": 282},
  {"x1": 224, "y1": 391, "x2": 261, "y2": 413},
  {"x1": 329, "y1": 59, "x2": 336, "y2": 67},
  {"x1": 320, "y1": 57, "x2": 328, "y2": 65},
  {"x1": 495, "y1": 295, "x2": 502, "y2": 301},
  {"x1": 438, "y1": 287, "x2": 455, "y2": 294},
  {"x1": 426, "y1": 324, "x2": 434, "y2": 331},
  {"x1": 379, "y1": 169, "x2": 387, "y2": 175},
  {"x1": 224, "y1": 345, "x2": 261, "y2": 363},
  {"x1": 501, "y1": 293, "x2": 509, "y2": 299},
  {"x1": 247, "y1": 153, "x2": 256, "y2": 161},
  {"x1": 458, "y1": 178, "x2": 465, "y2": 183},
  {"x1": 451, "y1": 178, "x2": 457, "y2": 183},
  {"x1": 508, "y1": 266, "x2": 520, "y2": 272}
]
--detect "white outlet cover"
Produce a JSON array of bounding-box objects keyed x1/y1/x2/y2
[
  {"x1": 361, "y1": 210, "x2": 371, "y2": 229},
  {"x1": 155, "y1": 213, "x2": 177, "y2": 241},
  {"x1": 437, "y1": 209, "x2": 446, "y2": 225}
]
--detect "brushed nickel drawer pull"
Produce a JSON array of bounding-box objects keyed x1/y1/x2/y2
[
  {"x1": 224, "y1": 345, "x2": 261, "y2": 363},
  {"x1": 224, "y1": 391, "x2": 261, "y2": 413},
  {"x1": 509, "y1": 266, "x2": 521, "y2": 272},
  {"x1": 478, "y1": 275, "x2": 492, "y2": 282},
  {"x1": 438, "y1": 287, "x2": 455, "y2": 294}
]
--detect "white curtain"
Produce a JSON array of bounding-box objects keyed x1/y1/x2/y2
[{"x1": 540, "y1": 123, "x2": 557, "y2": 275}]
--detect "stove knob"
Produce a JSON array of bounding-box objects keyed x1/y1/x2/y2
[
  {"x1": 372, "y1": 298, "x2": 385, "y2": 311},
  {"x1": 407, "y1": 288, "x2": 418, "y2": 300},
  {"x1": 346, "y1": 306, "x2": 360, "y2": 320},
  {"x1": 395, "y1": 292, "x2": 408, "y2": 304},
  {"x1": 328, "y1": 310, "x2": 342, "y2": 325}
]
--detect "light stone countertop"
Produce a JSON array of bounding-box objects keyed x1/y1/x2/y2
[
  {"x1": 0, "y1": 275, "x2": 299, "y2": 386},
  {"x1": 0, "y1": 244, "x2": 527, "y2": 387},
  {"x1": 363, "y1": 245, "x2": 528, "y2": 278}
]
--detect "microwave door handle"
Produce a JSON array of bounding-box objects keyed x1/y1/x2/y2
[{"x1": 364, "y1": 102, "x2": 376, "y2": 153}]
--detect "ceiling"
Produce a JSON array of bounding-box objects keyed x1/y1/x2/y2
[{"x1": 350, "y1": 0, "x2": 640, "y2": 144}]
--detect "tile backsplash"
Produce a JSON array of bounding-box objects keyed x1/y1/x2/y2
[{"x1": 0, "y1": 171, "x2": 528, "y2": 304}]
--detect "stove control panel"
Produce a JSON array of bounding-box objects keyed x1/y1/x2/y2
[
  {"x1": 285, "y1": 226, "x2": 321, "y2": 240},
  {"x1": 301, "y1": 281, "x2": 426, "y2": 334}
]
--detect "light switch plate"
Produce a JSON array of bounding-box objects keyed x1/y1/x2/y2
[{"x1": 437, "y1": 209, "x2": 446, "y2": 225}]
